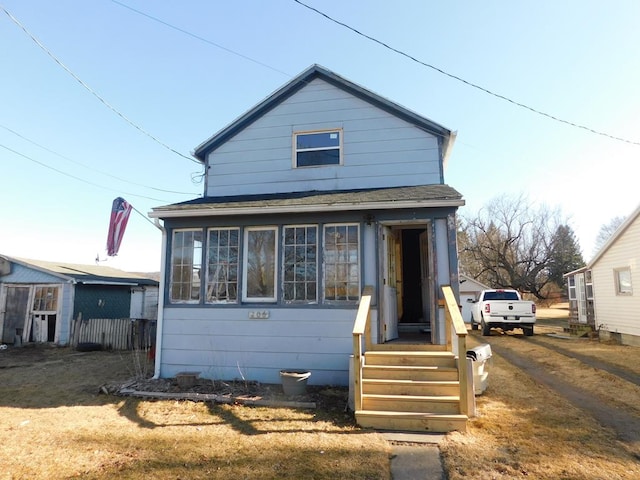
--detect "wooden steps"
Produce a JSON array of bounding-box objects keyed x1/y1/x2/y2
[
  {"x1": 356, "y1": 410, "x2": 468, "y2": 433},
  {"x1": 355, "y1": 348, "x2": 468, "y2": 433}
]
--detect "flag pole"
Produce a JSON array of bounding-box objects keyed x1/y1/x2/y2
[{"x1": 130, "y1": 205, "x2": 162, "y2": 230}]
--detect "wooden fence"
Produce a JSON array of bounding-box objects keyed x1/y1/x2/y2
[{"x1": 71, "y1": 317, "x2": 156, "y2": 351}]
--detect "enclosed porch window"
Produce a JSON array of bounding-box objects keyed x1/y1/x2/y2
[
  {"x1": 323, "y1": 224, "x2": 360, "y2": 301},
  {"x1": 283, "y1": 225, "x2": 318, "y2": 303},
  {"x1": 243, "y1": 227, "x2": 278, "y2": 302},
  {"x1": 170, "y1": 229, "x2": 203, "y2": 303},
  {"x1": 206, "y1": 228, "x2": 239, "y2": 303}
]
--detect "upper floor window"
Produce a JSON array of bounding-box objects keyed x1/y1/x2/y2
[
  {"x1": 170, "y1": 229, "x2": 203, "y2": 303},
  {"x1": 294, "y1": 130, "x2": 342, "y2": 167},
  {"x1": 615, "y1": 267, "x2": 632, "y2": 296},
  {"x1": 206, "y1": 228, "x2": 239, "y2": 303}
]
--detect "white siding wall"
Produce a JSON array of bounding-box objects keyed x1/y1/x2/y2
[
  {"x1": 591, "y1": 214, "x2": 640, "y2": 337},
  {"x1": 206, "y1": 78, "x2": 441, "y2": 196},
  {"x1": 143, "y1": 287, "x2": 159, "y2": 320},
  {"x1": 160, "y1": 306, "x2": 378, "y2": 386}
]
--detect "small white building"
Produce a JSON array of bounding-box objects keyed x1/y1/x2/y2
[
  {"x1": 588, "y1": 204, "x2": 640, "y2": 346},
  {"x1": 459, "y1": 274, "x2": 490, "y2": 324}
]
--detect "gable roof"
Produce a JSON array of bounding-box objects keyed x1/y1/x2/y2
[
  {"x1": 193, "y1": 64, "x2": 456, "y2": 165},
  {"x1": 588, "y1": 203, "x2": 640, "y2": 267},
  {"x1": 459, "y1": 274, "x2": 490, "y2": 292},
  {"x1": 0, "y1": 255, "x2": 158, "y2": 286},
  {"x1": 150, "y1": 184, "x2": 463, "y2": 219}
]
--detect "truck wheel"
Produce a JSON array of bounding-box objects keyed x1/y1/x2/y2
[
  {"x1": 481, "y1": 320, "x2": 491, "y2": 336},
  {"x1": 524, "y1": 326, "x2": 534, "y2": 337}
]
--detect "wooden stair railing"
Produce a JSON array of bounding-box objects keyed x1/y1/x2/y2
[
  {"x1": 352, "y1": 286, "x2": 374, "y2": 412},
  {"x1": 441, "y1": 285, "x2": 470, "y2": 417}
]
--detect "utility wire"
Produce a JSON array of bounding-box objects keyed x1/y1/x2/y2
[
  {"x1": 293, "y1": 0, "x2": 640, "y2": 147},
  {"x1": 0, "y1": 5, "x2": 202, "y2": 164},
  {"x1": 111, "y1": 0, "x2": 292, "y2": 78},
  {"x1": 109, "y1": 1, "x2": 452, "y2": 148},
  {"x1": 0, "y1": 124, "x2": 196, "y2": 195},
  {"x1": 0, "y1": 143, "x2": 169, "y2": 203}
]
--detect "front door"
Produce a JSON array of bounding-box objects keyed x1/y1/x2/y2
[
  {"x1": 419, "y1": 230, "x2": 435, "y2": 335},
  {"x1": 381, "y1": 226, "x2": 399, "y2": 341},
  {"x1": 379, "y1": 224, "x2": 434, "y2": 343}
]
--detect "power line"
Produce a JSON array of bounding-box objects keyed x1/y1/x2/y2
[
  {"x1": 109, "y1": 1, "x2": 466, "y2": 149},
  {"x1": 0, "y1": 5, "x2": 203, "y2": 164},
  {"x1": 0, "y1": 143, "x2": 170, "y2": 203},
  {"x1": 292, "y1": 0, "x2": 640, "y2": 147},
  {"x1": 110, "y1": 0, "x2": 293, "y2": 78},
  {"x1": 0, "y1": 124, "x2": 196, "y2": 196}
]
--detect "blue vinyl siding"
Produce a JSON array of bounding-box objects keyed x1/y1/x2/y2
[
  {"x1": 159, "y1": 306, "x2": 379, "y2": 386},
  {"x1": 206, "y1": 78, "x2": 441, "y2": 196}
]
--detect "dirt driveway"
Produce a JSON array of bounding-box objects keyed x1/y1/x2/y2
[{"x1": 468, "y1": 324, "x2": 640, "y2": 458}]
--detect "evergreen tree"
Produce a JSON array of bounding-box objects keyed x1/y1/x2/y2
[{"x1": 547, "y1": 225, "x2": 585, "y2": 288}]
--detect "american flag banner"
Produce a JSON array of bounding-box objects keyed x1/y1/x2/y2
[{"x1": 106, "y1": 197, "x2": 132, "y2": 256}]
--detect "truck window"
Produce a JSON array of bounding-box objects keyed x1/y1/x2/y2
[{"x1": 483, "y1": 291, "x2": 520, "y2": 301}]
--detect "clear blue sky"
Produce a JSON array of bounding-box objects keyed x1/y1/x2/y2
[{"x1": 1, "y1": 0, "x2": 638, "y2": 272}]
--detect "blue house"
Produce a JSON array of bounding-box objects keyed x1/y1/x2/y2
[{"x1": 150, "y1": 65, "x2": 470, "y2": 432}]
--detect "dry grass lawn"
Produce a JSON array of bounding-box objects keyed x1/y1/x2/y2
[
  {"x1": 2, "y1": 304, "x2": 640, "y2": 479},
  {"x1": 441, "y1": 306, "x2": 640, "y2": 479},
  {"x1": 0, "y1": 348, "x2": 389, "y2": 479}
]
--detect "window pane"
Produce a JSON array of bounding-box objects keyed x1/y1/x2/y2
[
  {"x1": 616, "y1": 268, "x2": 632, "y2": 295},
  {"x1": 296, "y1": 149, "x2": 340, "y2": 167},
  {"x1": 245, "y1": 228, "x2": 276, "y2": 300},
  {"x1": 324, "y1": 224, "x2": 360, "y2": 301},
  {"x1": 206, "y1": 228, "x2": 239, "y2": 303},
  {"x1": 295, "y1": 131, "x2": 341, "y2": 168},
  {"x1": 170, "y1": 230, "x2": 203, "y2": 302},
  {"x1": 283, "y1": 226, "x2": 318, "y2": 303},
  {"x1": 586, "y1": 284, "x2": 594, "y2": 299},
  {"x1": 296, "y1": 132, "x2": 340, "y2": 149},
  {"x1": 33, "y1": 286, "x2": 58, "y2": 311}
]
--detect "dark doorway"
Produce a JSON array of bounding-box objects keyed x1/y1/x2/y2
[{"x1": 400, "y1": 229, "x2": 424, "y2": 323}]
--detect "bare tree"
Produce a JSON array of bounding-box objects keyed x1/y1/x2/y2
[
  {"x1": 593, "y1": 216, "x2": 626, "y2": 255},
  {"x1": 458, "y1": 194, "x2": 578, "y2": 300}
]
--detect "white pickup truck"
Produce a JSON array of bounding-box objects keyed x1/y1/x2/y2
[{"x1": 468, "y1": 289, "x2": 536, "y2": 336}]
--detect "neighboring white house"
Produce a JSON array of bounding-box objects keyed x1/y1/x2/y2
[
  {"x1": 587, "y1": 204, "x2": 640, "y2": 346},
  {"x1": 149, "y1": 64, "x2": 465, "y2": 386}
]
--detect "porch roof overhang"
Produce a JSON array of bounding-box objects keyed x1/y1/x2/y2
[{"x1": 150, "y1": 184, "x2": 464, "y2": 219}]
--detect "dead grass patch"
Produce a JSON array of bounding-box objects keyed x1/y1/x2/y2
[
  {"x1": 441, "y1": 352, "x2": 640, "y2": 479},
  {"x1": 440, "y1": 322, "x2": 640, "y2": 480},
  {"x1": 0, "y1": 346, "x2": 389, "y2": 479}
]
